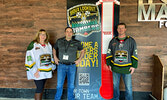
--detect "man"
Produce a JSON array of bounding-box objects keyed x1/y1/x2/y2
[
  {"x1": 106, "y1": 23, "x2": 138, "y2": 100},
  {"x1": 53, "y1": 27, "x2": 85, "y2": 100}
]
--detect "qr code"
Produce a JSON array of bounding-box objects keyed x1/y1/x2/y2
[{"x1": 78, "y1": 73, "x2": 90, "y2": 86}]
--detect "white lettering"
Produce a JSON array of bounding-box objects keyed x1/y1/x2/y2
[
  {"x1": 138, "y1": 0, "x2": 167, "y2": 28},
  {"x1": 165, "y1": 21, "x2": 167, "y2": 27},
  {"x1": 75, "y1": 93, "x2": 80, "y2": 99},
  {"x1": 138, "y1": 4, "x2": 155, "y2": 21},
  {"x1": 83, "y1": 93, "x2": 99, "y2": 99},
  {"x1": 159, "y1": 20, "x2": 167, "y2": 28},
  {"x1": 156, "y1": 4, "x2": 167, "y2": 21}
]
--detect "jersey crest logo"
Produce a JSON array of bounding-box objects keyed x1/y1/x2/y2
[
  {"x1": 115, "y1": 50, "x2": 128, "y2": 63},
  {"x1": 40, "y1": 54, "x2": 52, "y2": 66}
]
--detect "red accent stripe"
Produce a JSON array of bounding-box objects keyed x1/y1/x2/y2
[
  {"x1": 100, "y1": 54, "x2": 113, "y2": 99},
  {"x1": 100, "y1": 2, "x2": 114, "y2": 99}
]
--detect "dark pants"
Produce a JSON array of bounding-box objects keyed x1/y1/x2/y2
[{"x1": 34, "y1": 79, "x2": 47, "y2": 93}]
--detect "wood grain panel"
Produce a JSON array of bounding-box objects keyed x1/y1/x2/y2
[
  {"x1": 0, "y1": 0, "x2": 66, "y2": 89},
  {"x1": 119, "y1": 0, "x2": 166, "y2": 92}
]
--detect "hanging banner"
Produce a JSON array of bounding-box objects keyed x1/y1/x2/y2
[{"x1": 67, "y1": 0, "x2": 120, "y2": 99}]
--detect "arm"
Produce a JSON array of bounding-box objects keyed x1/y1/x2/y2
[
  {"x1": 75, "y1": 49, "x2": 85, "y2": 65},
  {"x1": 53, "y1": 48, "x2": 59, "y2": 65},
  {"x1": 25, "y1": 41, "x2": 39, "y2": 78},
  {"x1": 129, "y1": 67, "x2": 135, "y2": 74},
  {"x1": 130, "y1": 38, "x2": 138, "y2": 74},
  {"x1": 106, "y1": 40, "x2": 113, "y2": 68},
  {"x1": 48, "y1": 43, "x2": 56, "y2": 70}
]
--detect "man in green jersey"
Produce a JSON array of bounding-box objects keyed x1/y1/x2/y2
[{"x1": 106, "y1": 23, "x2": 138, "y2": 100}]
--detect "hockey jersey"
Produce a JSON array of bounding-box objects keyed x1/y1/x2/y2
[
  {"x1": 25, "y1": 41, "x2": 56, "y2": 80},
  {"x1": 106, "y1": 36, "x2": 138, "y2": 74}
]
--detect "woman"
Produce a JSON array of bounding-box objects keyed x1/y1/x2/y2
[{"x1": 25, "y1": 29, "x2": 56, "y2": 100}]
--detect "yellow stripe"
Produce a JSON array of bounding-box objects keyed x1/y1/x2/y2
[
  {"x1": 114, "y1": 63, "x2": 132, "y2": 66},
  {"x1": 51, "y1": 61, "x2": 55, "y2": 64},
  {"x1": 111, "y1": 60, "x2": 132, "y2": 67},
  {"x1": 111, "y1": 60, "x2": 114, "y2": 64},
  {"x1": 38, "y1": 68, "x2": 52, "y2": 72},
  {"x1": 106, "y1": 55, "x2": 112, "y2": 59},
  {"x1": 25, "y1": 62, "x2": 36, "y2": 68},
  {"x1": 131, "y1": 55, "x2": 138, "y2": 60}
]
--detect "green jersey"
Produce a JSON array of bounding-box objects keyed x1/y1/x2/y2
[{"x1": 106, "y1": 36, "x2": 138, "y2": 74}]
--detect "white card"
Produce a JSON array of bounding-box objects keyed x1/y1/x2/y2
[{"x1": 63, "y1": 55, "x2": 69, "y2": 60}]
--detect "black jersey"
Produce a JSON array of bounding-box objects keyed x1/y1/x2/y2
[{"x1": 54, "y1": 37, "x2": 83, "y2": 63}]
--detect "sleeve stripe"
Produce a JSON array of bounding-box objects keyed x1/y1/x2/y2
[
  {"x1": 51, "y1": 61, "x2": 55, "y2": 64},
  {"x1": 106, "y1": 55, "x2": 113, "y2": 59},
  {"x1": 25, "y1": 62, "x2": 36, "y2": 68},
  {"x1": 131, "y1": 55, "x2": 138, "y2": 61}
]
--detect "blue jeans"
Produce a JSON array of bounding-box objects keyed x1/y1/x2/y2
[
  {"x1": 54, "y1": 64, "x2": 76, "y2": 100},
  {"x1": 112, "y1": 71, "x2": 133, "y2": 100}
]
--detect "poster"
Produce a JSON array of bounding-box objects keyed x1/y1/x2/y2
[{"x1": 67, "y1": 0, "x2": 119, "y2": 99}]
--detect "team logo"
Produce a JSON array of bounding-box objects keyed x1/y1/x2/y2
[
  {"x1": 107, "y1": 49, "x2": 111, "y2": 54},
  {"x1": 112, "y1": 43, "x2": 117, "y2": 46},
  {"x1": 35, "y1": 47, "x2": 40, "y2": 50},
  {"x1": 27, "y1": 56, "x2": 32, "y2": 61},
  {"x1": 115, "y1": 50, "x2": 128, "y2": 63},
  {"x1": 67, "y1": 4, "x2": 101, "y2": 37},
  {"x1": 40, "y1": 54, "x2": 51, "y2": 66},
  {"x1": 135, "y1": 49, "x2": 138, "y2": 55}
]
